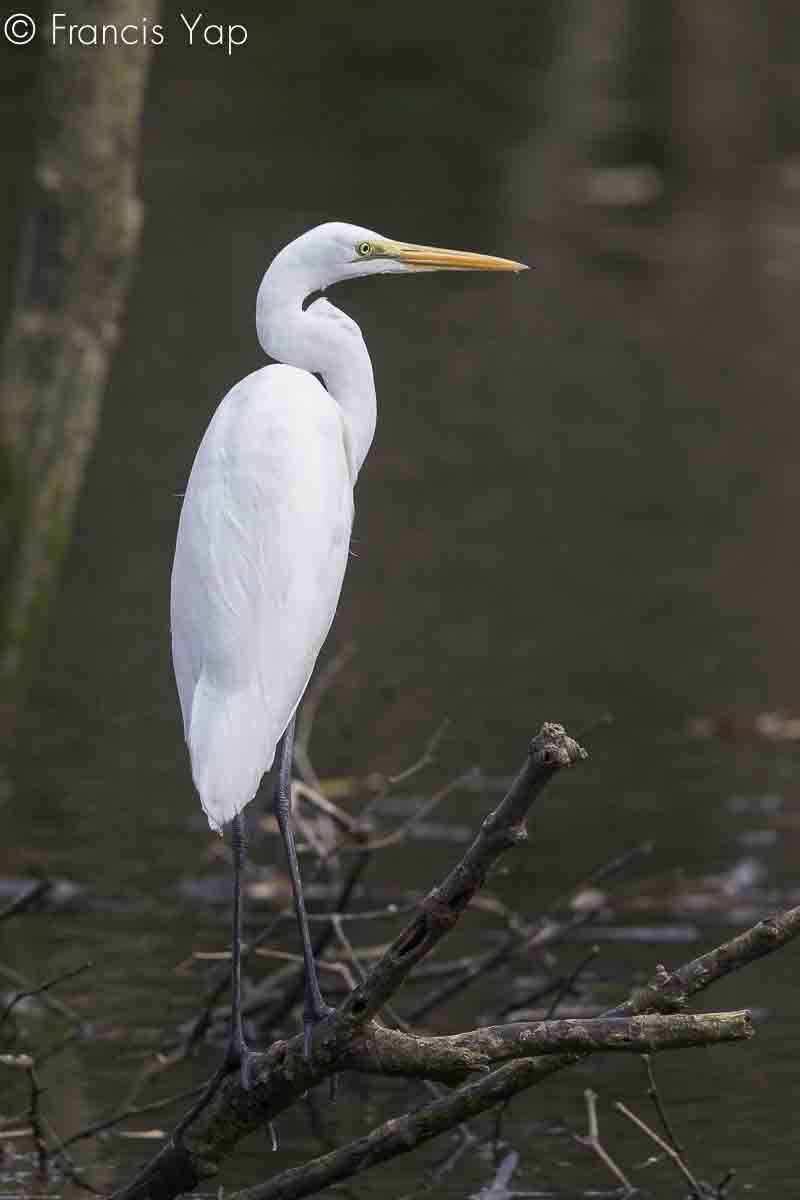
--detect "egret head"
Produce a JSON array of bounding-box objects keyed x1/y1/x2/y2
[
  {"x1": 257, "y1": 222, "x2": 528, "y2": 389},
  {"x1": 268, "y1": 221, "x2": 528, "y2": 295}
]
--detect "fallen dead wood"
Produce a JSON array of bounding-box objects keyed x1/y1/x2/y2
[
  {"x1": 113, "y1": 721, "x2": 587, "y2": 1200},
  {"x1": 106, "y1": 720, "x2": 800, "y2": 1200}
]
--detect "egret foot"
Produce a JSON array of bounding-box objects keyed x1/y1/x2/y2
[
  {"x1": 225, "y1": 1028, "x2": 257, "y2": 1091},
  {"x1": 302, "y1": 998, "x2": 335, "y2": 1061},
  {"x1": 303, "y1": 988, "x2": 338, "y2": 1100},
  {"x1": 174, "y1": 1024, "x2": 257, "y2": 1137}
]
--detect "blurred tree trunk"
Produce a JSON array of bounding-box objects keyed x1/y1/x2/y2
[
  {"x1": 508, "y1": 0, "x2": 638, "y2": 227},
  {"x1": 669, "y1": 0, "x2": 772, "y2": 231},
  {"x1": 0, "y1": 0, "x2": 159, "y2": 746}
]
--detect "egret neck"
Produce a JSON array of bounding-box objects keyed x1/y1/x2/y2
[
  {"x1": 173, "y1": 220, "x2": 527, "y2": 1089},
  {"x1": 256, "y1": 267, "x2": 376, "y2": 483}
]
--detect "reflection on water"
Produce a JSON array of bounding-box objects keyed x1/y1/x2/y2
[{"x1": 2, "y1": 1, "x2": 800, "y2": 1195}]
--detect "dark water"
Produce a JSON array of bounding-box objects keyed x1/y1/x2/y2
[{"x1": 2, "y1": 2, "x2": 800, "y2": 1196}]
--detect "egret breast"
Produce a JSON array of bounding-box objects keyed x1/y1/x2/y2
[{"x1": 171, "y1": 363, "x2": 354, "y2": 830}]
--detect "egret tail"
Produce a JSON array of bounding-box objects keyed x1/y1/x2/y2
[{"x1": 189, "y1": 674, "x2": 276, "y2": 832}]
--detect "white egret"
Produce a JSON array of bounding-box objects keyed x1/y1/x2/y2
[{"x1": 170, "y1": 221, "x2": 527, "y2": 1081}]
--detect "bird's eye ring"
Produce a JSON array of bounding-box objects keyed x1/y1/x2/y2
[{"x1": 356, "y1": 241, "x2": 372, "y2": 257}]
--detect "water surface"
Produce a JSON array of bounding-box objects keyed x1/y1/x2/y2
[{"x1": 2, "y1": 3, "x2": 799, "y2": 1195}]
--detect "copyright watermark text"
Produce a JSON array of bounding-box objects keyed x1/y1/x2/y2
[
  {"x1": 3, "y1": 10, "x2": 248, "y2": 54},
  {"x1": 4, "y1": 12, "x2": 36, "y2": 44}
]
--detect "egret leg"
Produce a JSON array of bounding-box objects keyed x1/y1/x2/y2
[
  {"x1": 227, "y1": 811, "x2": 253, "y2": 1088},
  {"x1": 274, "y1": 715, "x2": 332, "y2": 1055},
  {"x1": 173, "y1": 815, "x2": 257, "y2": 1127}
]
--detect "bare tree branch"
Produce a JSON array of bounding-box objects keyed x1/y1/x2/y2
[
  {"x1": 0, "y1": 961, "x2": 90, "y2": 1028},
  {"x1": 339, "y1": 1011, "x2": 751, "y2": 1083},
  {"x1": 227, "y1": 905, "x2": 795, "y2": 1200},
  {"x1": 616, "y1": 1100, "x2": 702, "y2": 1195},
  {"x1": 575, "y1": 1088, "x2": 635, "y2": 1198},
  {"x1": 111, "y1": 722, "x2": 585, "y2": 1200},
  {"x1": 110, "y1": 728, "x2": 800, "y2": 1200}
]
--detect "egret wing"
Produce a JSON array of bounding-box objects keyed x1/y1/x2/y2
[{"x1": 170, "y1": 364, "x2": 353, "y2": 830}]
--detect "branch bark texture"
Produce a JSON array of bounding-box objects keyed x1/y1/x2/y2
[
  {"x1": 113, "y1": 723, "x2": 586, "y2": 1200},
  {"x1": 112, "y1": 730, "x2": 799, "y2": 1200},
  {"x1": 237, "y1": 911, "x2": 796, "y2": 1200},
  {"x1": 342, "y1": 1011, "x2": 751, "y2": 1083}
]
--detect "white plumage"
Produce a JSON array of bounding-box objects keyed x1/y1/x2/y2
[
  {"x1": 170, "y1": 222, "x2": 525, "y2": 835},
  {"x1": 171, "y1": 364, "x2": 353, "y2": 830}
]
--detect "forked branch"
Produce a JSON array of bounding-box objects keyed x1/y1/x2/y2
[
  {"x1": 113, "y1": 722, "x2": 585, "y2": 1200},
  {"x1": 111, "y1": 725, "x2": 798, "y2": 1200}
]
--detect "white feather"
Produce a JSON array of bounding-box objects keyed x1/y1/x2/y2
[
  {"x1": 171, "y1": 363, "x2": 353, "y2": 831},
  {"x1": 170, "y1": 222, "x2": 521, "y2": 834}
]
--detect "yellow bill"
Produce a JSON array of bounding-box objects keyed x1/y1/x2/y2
[{"x1": 389, "y1": 240, "x2": 528, "y2": 273}]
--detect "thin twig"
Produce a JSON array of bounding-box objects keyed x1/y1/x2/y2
[
  {"x1": 383, "y1": 720, "x2": 450, "y2": 790},
  {"x1": 0, "y1": 963, "x2": 84, "y2": 1026},
  {"x1": 26, "y1": 1065, "x2": 48, "y2": 1174},
  {"x1": 294, "y1": 642, "x2": 357, "y2": 792},
  {"x1": 61, "y1": 1086, "x2": 206, "y2": 1150},
  {"x1": 493, "y1": 942, "x2": 600, "y2": 1153},
  {"x1": 395, "y1": 1127, "x2": 475, "y2": 1200},
  {"x1": 39, "y1": 1110, "x2": 101, "y2": 1194},
  {"x1": 411, "y1": 840, "x2": 651, "y2": 1024},
  {"x1": 545, "y1": 944, "x2": 600, "y2": 1020},
  {"x1": 615, "y1": 1100, "x2": 701, "y2": 1196},
  {"x1": 291, "y1": 780, "x2": 368, "y2": 841},
  {"x1": 356, "y1": 770, "x2": 477, "y2": 852},
  {"x1": 574, "y1": 1088, "x2": 636, "y2": 1197},
  {"x1": 0, "y1": 961, "x2": 91, "y2": 1028},
  {"x1": 529, "y1": 839, "x2": 654, "y2": 943},
  {"x1": 641, "y1": 1052, "x2": 684, "y2": 1155},
  {"x1": 34, "y1": 1029, "x2": 84, "y2": 1068},
  {"x1": 717, "y1": 1167, "x2": 736, "y2": 1195},
  {"x1": 0, "y1": 878, "x2": 50, "y2": 922}
]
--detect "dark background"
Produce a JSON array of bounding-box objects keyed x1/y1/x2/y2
[{"x1": 2, "y1": 2, "x2": 800, "y2": 1195}]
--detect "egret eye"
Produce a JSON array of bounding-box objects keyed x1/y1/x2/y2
[{"x1": 356, "y1": 241, "x2": 372, "y2": 257}]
